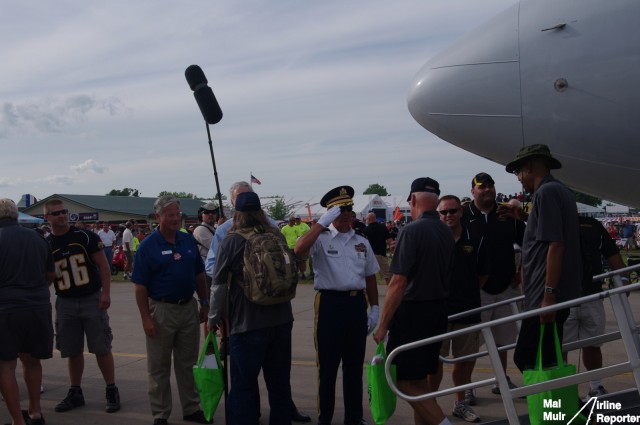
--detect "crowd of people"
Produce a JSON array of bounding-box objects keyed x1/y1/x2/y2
[{"x1": 0, "y1": 143, "x2": 632, "y2": 425}]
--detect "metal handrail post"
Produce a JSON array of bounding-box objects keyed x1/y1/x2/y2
[
  {"x1": 608, "y1": 289, "x2": 640, "y2": 392},
  {"x1": 482, "y1": 327, "x2": 519, "y2": 424},
  {"x1": 610, "y1": 274, "x2": 640, "y2": 354}
]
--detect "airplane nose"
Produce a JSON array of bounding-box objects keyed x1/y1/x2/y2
[{"x1": 407, "y1": 3, "x2": 523, "y2": 163}]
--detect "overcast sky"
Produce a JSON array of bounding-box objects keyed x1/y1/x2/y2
[{"x1": 1, "y1": 0, "x2": 524, "y2": 205}]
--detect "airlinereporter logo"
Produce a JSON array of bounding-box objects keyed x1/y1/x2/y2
[{"x1": 540, "y1": 396, "x2": 636, "y2": 424}]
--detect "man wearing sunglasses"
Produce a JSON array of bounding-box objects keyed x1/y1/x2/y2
[
  {"x1": 44, "y1": 199, "x2": 121, "y2": 415},
  {"x1": 431, "y1": 195, "x2": 486, "y2": 423},
  {"x1": 462, "y1": 172, "x2": 526, "y2": 395},
  {"x1": 193, "y1": 201, "x2": 218, "y2": 266},
  {"x1": 295, "y1": 185, "x2": 379, "y2": 425}
]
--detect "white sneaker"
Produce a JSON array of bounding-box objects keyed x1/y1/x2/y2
[{"x1": 453, "y1": 401, "x2": 480, "y2": 423}]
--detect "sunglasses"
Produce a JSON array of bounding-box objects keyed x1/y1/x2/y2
[
  {"x1": 48, "y1": 209, "x2": 69, "y2": 216},
  {"x1": 202, "y1": 210, "x2": 217, "y2": 215},
  {"x1": 438, "y1": 208, "x2": 459, "y2": 216},
  {"x1": 340, "y1": 205, "x2": 353, "y2": 212}
]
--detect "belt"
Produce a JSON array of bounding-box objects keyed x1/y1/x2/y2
[
  {"x1": 151, "y1": 297, "x2": 193, "y2": 305},
  {"x1": 318, "y1": 289, "x2": 363, "y2": 297}
]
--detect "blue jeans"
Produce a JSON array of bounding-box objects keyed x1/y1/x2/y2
[
  {"x1": 228, "y1": 322, "x2": 293, "y2": 425},
  {"x1": 104, "y1": 247, "x2": 114, "y2": 270}
]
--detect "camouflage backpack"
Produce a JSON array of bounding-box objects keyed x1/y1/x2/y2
[{"x1": 230, "y1": 227, "x2": 298, "y2": 305}]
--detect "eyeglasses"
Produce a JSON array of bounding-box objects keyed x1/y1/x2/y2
[
  {"x1": 340, "y1": 205, "x2": 353, "y2": 213},
  {"x1": 438, "y1": 208, "x2": 459, "y2": 216},
  {"x1": 202, "y1": 210, "x2": 216, "y2": 215},
  {"x1": 48, "y1": 209, "x2": 68, "y2": 216}
]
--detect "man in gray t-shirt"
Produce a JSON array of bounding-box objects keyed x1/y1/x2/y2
[{"x1": 506, "y1": 144, "x2": 582, "y2": 371}]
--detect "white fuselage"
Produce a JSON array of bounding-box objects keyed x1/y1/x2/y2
[{"x1": 407, "y1": 0, "x2": 640, "y2": 207}]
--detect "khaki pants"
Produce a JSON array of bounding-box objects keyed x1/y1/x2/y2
[{"x1": 146, "y1": 299, "x2": 201, "y2": 419}]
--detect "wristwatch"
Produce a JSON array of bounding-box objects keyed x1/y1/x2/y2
[
  {"x1": 544, "y1": 286, "x2": 558, "y2": 295},
  {"x1": 198, "y1": 298, "x2": 210, "y2": 306}
]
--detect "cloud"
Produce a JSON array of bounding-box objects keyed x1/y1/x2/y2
[
  {"x1": 0, "y1": 95, "x2": 130, "y2": 137},
  {"x1": 0, "y1": 177, "x2": 22, "y2": 188},
  {"x1": 0, "y1": 0, "x2": 525, "y2": 204},
  {"x1": 42, "y1": 174, "x2": 74, "y2": 185},
  {"x1": 70, "y1": 159, "x2": 107, "y2": 174}
]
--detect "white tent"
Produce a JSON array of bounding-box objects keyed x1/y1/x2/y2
[
  {"x1": 18, "y1": 211, "x2": 44, "y2": 224},
  {"x1": 379, "y1": 196, "x2": 410, "y2": 222},
  {"x1": 576, "y1": 202, "x2": 605, "y2": 215}
]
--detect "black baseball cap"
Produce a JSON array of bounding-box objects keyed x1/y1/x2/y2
[
  {"x1": 407, "y1": 177, "x2": 440, "y2": 201},
  {"x1": 472, "y1": 172, "x2": 495, "y2": 188},
  {"x1": 235, "y1": 192, "x2": 261, "y2": 212}
]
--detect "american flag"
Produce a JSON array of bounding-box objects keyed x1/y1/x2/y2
[{"x1": 250, "y1": 174, "x2": 262, "y2": 185}]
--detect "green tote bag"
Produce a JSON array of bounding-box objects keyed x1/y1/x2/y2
[
  {"x1": 523, "y1": 323, "x2": 585, "y2": 425},
  {"x1": 192, "y1": 331, "x2": 224, "y2": 422},
  {"x1": 366, "y1": 341, "x2": 397, "y2": 425}
]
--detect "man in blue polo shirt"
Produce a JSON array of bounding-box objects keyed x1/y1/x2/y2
[{"x1": 133, "y1": 195, "x2": 211, "y2": 425}]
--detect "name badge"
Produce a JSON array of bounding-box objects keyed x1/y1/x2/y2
[{"x1": 161, "y1": 250, "x2": 172, "y2": 255}]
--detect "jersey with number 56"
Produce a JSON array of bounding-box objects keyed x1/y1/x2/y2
[{"x1": 48, "y1": 226, "x2": 103, "y2": 297}]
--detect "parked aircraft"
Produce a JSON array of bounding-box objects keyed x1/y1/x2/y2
[{"x1": 407, "y1": 0, "x2": 640, "y2": 207}]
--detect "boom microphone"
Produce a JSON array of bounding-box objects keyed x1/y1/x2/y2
[{"x1": 185, "y1": 65, "x2": 223, "y2": 125}]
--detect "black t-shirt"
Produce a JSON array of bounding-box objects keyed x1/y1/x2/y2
[
  {"x1": 462, "y1": 202, "x2": 525, "y2": 294},
  {"x1": 48, "y1": 226, "x2": 103, "y2": 297},
  {"x1": 389, "y1": 211, "x2": 454, "y2": 301},
  {"x1": 362, "y1": 221, "x2": 389, "y2": 256},
  {"x1": 579, "y1": 216, "x2": 619, "y2": 295},
  {"x1": 447, "y1": 228, "x2": 485, "y2": 323}
]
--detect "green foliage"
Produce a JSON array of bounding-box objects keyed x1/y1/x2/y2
[
  {"x1": 158, "y1": 191, "x2": 201, "y2": 199},
  {"x1": 574, "y1": 191, "x2": 602, "y2": 207},
  {"x1": 106, "y1": 188, "x2": 139, "y2": 197},
  {"x1": 266, "y1": 197, "x2": 296, "y2": 220},
  {"x1": 363, "y1": 183, "x2": 389, "y2": 196}
]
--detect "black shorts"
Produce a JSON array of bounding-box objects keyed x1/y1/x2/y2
[
  {"x1": 0, "y1": 306, "x2": 54, "y2": 361},
  {"x1": 386, "y1": 300, "x2": 447, "y2": 381}
]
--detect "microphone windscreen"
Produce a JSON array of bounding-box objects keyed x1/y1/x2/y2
[
  {"x1": 194, "y1": 86, "x2": 223, "y2": 124},
  {"x1": 185, "y1": 65, "x2": 208, "y2": 91}
]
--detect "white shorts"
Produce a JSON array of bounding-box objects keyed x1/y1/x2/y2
[
  {"x1": 480, "y1": 285, "x2": 521, "y2": 346},
  {"x1": 563, "y1": 299, "x2": 606, "y2": 347}
]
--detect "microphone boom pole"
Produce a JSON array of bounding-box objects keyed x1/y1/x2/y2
[
  {"x1": 184, "y1": 65, "x2": 229, "y2": 424},
  {"x1": 205, "y1": 122, "x2": 225, "y2": 219},
  {"x1": 185, "y1": 64, "x2": 225, "y2": 218}
]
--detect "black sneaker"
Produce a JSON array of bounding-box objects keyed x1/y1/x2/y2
[
  {"x1": 106, "y1": 385, "x2": 121, "y2": 413},
  {"x1": 183, "y1": 410, "x2": 213, "y2": 424},
  {"x1": 55, "y1": 388, "x2": 85, "y2": 412}
]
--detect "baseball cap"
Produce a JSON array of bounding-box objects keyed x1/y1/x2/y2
[
  {"x1": 472, "y1": 172, "x2": 495, "y2": 187},
  {"x1": 235, "y1": 192, "x2": 261, "y2": 212},
  {"x1": 407, "y1": 177, "x2": 440, "y2": 201}
]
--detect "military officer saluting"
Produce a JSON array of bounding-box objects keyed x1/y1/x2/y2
[{"x1": 295, "y1": 186, "x2": 380, "y2": 425}]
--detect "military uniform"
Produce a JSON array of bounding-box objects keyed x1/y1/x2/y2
[{"x1": 309, "y1": 186, "x2": 379, "y2": 425}]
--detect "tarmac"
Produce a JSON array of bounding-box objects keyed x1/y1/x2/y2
[{"x1": 2, "y1": 280, "x2": 639, "y2": 425}]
